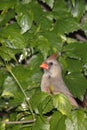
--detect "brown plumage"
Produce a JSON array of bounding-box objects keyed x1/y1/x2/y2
[{"x1": 40, "y1": 54, "x2": 78, "y2": 107}]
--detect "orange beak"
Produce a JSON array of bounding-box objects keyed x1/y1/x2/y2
[{"x1": 40, "y1": 63, "x2": 48, "y2": 69}]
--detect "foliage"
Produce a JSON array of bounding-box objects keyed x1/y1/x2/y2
[{"x1": 0, "y1": 0, "x2": 87, "y2": 130}]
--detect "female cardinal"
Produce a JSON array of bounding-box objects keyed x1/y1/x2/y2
[{"x1": 40, "y1": 54, "x2": 78, "y2": 107}]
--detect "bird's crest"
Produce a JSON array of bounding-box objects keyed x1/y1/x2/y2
[{"x1": 47, "y1": 53, "x2": 58, "y2": 60}]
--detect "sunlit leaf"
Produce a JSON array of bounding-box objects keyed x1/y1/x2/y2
[
  {"x1": 66, "y1": 110, "x2": 87, "y2": 130},
  {"x1": 0, "y1": 119, "x2": 5, "y2": 130},
  {"x1": 70, "y1": 0, "x2": 86, "y2": 19},
  {"x1": 16, "y1": 4, "x2": 33, "y2": 33},
  {"x1": 36, "y1": 35, "x2": 50, "y2": 58},
  {"x1": 0, "y1": 46, "x2": 17, "y2": 61},
  {"x1": 1, "y1": 76, "x2": 24, "y2": 106},
  {"x1": 53, "y1": 94, "x2": 72, "y2": 116},
  {"x1": 0, "y1": 23, "x2": 26, "y2": 49}
]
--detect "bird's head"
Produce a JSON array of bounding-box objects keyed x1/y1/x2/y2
[{"x1": 40, "y1": 54, "x2": 62, "y2": 78}]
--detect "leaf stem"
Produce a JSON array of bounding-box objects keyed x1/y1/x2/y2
[{"x1": 6, "y1": 65, "x2": 35, "y2": 119}]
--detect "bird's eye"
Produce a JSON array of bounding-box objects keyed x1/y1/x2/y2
[{"x1": 49, "y1": 62, "x2": 53, "y2": 66}]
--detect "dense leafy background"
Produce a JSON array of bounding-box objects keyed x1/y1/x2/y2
[{"x1": 0, "y1": 0, "x2": 87, "y2": 130}]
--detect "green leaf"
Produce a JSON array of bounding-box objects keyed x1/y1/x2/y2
[
  {"x1": 0, "y1": 9, "x2": 15, "y2": 27},
  {"x1": 53, "y1": 94, "x2": 72, "y2": 116},
  {"x1": 63, "y1": 58, "x2": 82, "y2": 72},
  {"x1": 26, "y1": 54, "x2": 43, "y2": 88},
  {"x1": 28, "y1": 1, "x2": 45, "y2": 24},
  {"x1": 39, "y1": 95, "x2": 54, "y2": 114},
  {"x1": 65, "y1": 72, "x2": 87, "y2": 99},
  {"x1": 30, "y1": 92, "x2": 49, "y2": 114},
  {"x1": 1, "y1": 75, "x2": 24, "y2": 107},
  {"x1": 0, "y1": 0, "x2": 17, "y2": 10},
  {"x1": 60, "y1": 58, "x2": 87, "y2": 99},
  {"x1": 63, "y1": 42, "x2": 87, "y2": 63},
  {"x1": 53, "y1": 0, "x2": 67, "y2": 13},
  {"x1": 16, "y1": 4, "x2": 33, "y2": 33},
  {"x1": 12, "y1": 65, "x2": 31, "y2": 90},
  {"x1": 66, "y1": 110, "x2": 87, "y2": 130},
  {"x1": 32, "y1": 116, "x2": 50, "y2": 130},
  {"x1": 42, "y1": 30, "x2": 63, "y2": 53},
  {"x1": 36, "y1": 35, "x2": 50, "y2": 58},
  {"x1": 50, "y1": 111, "x2": 66, "y2": 130},
  {"x1": 21, "y1": 0, "x2": 32, "y2": 4},
  {"x1": 39, "y1": 16, "x2": 52, "y2": 32},
  {"x1": 53, "y1": 1, "x2": 80, "y2": 35},
  {"x1": 6, "y1": 125, "x2": 22, "y2": 130},
  {"x1": 0, "y1": 23, "x2": 26, "y2": 49},
  {"x1": 0, "y1": 119, "x2": 5, "y2": 130},
  {"x1": 70, "y1": 1, "x2": 86, "y2": 19},
  {"x1": 71, "y1": 0, "x2": 76, "y2": 7},
  {"x1": 54, "y1": 17, "x2": 79, "y2": 35},
  {"x1": 82, "y1": 18, "x2": 87, "y2": 36},
  {"x1": 83, "y1": 63, "x2": 87, "y2": 76},
  {"x1": 0, "y1": 69, "x2": 6, "y2": 88},
  {"x1": 0, "y1": 46, "x2": 17, "y2": 61}
]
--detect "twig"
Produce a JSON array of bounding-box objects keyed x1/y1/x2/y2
[
  {"x1": 6, "y1": 119, "x2": 36, "y2": 125},
  {"x1": 75, "y1": 34, "x2": 87, "y2": 42}
]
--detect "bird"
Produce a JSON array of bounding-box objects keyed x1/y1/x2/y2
[{"x1": 40, "y1": 53, "x2": 78, "y2": 107}]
